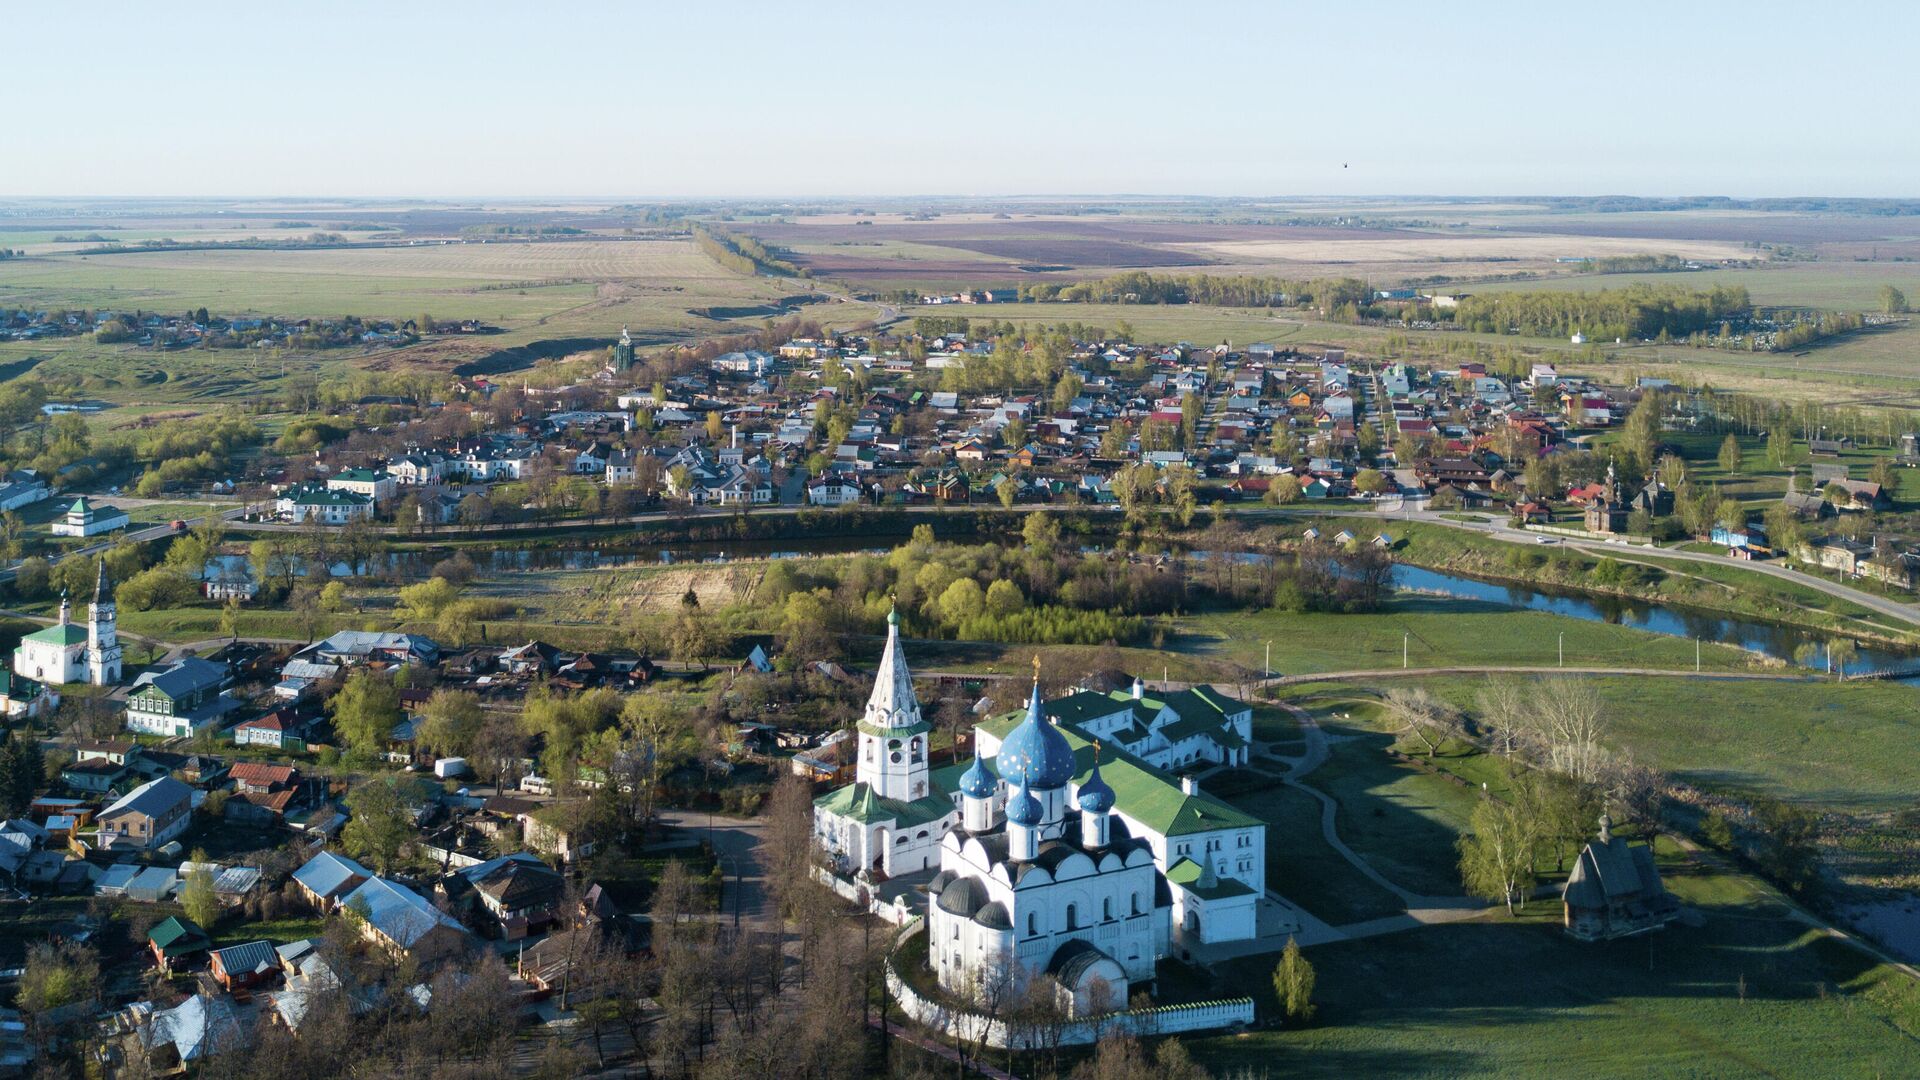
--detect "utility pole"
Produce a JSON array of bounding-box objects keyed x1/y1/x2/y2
[
  {"x1": 1264, "y1": 639, "x2": 1272, "y2": 680},
  {"x1": 1403, "y1": 631, "x2": 1409, "y2": 670},
  {"x1": 1558, "y1": 632, "x2": 1565, "y2": 668}
]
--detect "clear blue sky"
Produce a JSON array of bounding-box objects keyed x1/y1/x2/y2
[{"x1": 12, "y1": 0, "x2": 1915, "y2": 199}]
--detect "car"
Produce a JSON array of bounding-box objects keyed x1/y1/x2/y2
[
  {"x1": 1535, "y1": 536, "x2": 1558, "y2": 545},
  {"x1": 170, "y1": 519, "x2": 187, "y2": 532}
]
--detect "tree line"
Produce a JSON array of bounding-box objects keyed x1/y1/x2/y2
[{"x1": 1446, "y1": 283, "x2": 1751, "y2": 340}]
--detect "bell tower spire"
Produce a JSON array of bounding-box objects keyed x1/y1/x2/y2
[{"x1": 86, "y1": 561, "x2": 121, "y2": 686}]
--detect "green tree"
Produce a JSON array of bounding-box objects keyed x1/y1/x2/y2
[
  {"x1": 417, "y1": 688, "x2": 484, "y2": 758},
  {"x1": 1881, "y1": 284, "x2": 1910, "y2": 314},
  {"x1": 1825, "y1": 637, "x2": 1858, "y2": 679},
  {"x1": 1717, "y1": 434, "x2": 1743, "y2": 474},
  {"x1": 1353, "y1": 468, "x2": 1386, "y2": 495},
  {"x1": 1265, "y1": 474, "x2": 1303, "y2": 505},
  {"x1": 984, "y1": 578, "x2": 1026, "y2": 617},
  {"x1": 1021, "y1": 511, "x2": 1061, "y2": 554},
  {"x1": 938, "y1": 577, "x2": 986, "y2": 626},
  {"x1": 1458, "y1": 796, "x2": 1538, "y2": 915},
  {"x1": 342, "y1": 777, "x2": 415, "y2": 873},
  {"x1": 180, "y1": 849, "x2": 220, "y2": 928},
  {"x1": 1272, "y1": 936, "x2": 1317, "y2": 1024},
  {"x1": 329, "y1": 669, "x2": 402, "y2": 759}
]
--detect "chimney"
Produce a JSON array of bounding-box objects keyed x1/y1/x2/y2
[
  {"x1": 1180, "y1": 776, "x2": 1199, "y2": 796},
  {"x1": 1131, "y1": 677, "x2": 1144, "y2": 700}
]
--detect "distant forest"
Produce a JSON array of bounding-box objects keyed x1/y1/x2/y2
[{"x1": 1448, "y1": 284, "x2": 1752, "y2": 340}]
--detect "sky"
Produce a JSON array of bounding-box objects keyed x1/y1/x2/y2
[{"x1": 9, "y1": 0, "x2": 1916, "y2": 199}]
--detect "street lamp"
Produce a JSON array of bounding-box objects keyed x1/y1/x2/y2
[
  {"x1": 1263, "y1": 640, "x2": 1272, "y2": 680},
  {"x1": 1558, "y1": 632, "x2": 1564, "y2": 668}
]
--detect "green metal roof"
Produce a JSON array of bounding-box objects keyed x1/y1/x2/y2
[
  {"x1": 976, "y1": 709, "x2": 1259, "y2": 837},
  {"x1": 1165, "y1": 857, "x2": 1257, "y2": 900},
  {"x1": 814, "y1": 781, "x2": 954, "y2": 830},
  {"x1": 23, "y1": 623, "x2": 88, "y2": 647},
  {"x1": 148, "y1": 915, "x2": 211, "y2": 957}
]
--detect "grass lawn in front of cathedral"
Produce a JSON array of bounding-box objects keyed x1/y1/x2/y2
[
  {"x1": 1213, "y1": 775, "x2": 1405, "y2": 925},
  {"x1": 1184, "y1": 851, "x2": 1920, "y2": 1079}
]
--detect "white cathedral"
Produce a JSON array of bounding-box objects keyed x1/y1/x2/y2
[
  {"x1": 814, "y1": 608, "x2": 1267, "y2": 1009},
  {"x1": 11, "y1": 561, "x2": 122, "y2": 691}
]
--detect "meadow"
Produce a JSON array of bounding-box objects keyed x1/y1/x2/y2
[{"x1": 0, "y1": 237, "x2": 867, "y2": 404}]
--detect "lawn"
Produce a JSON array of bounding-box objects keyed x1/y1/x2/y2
[
  {"x1": 1409, "y1": 673, "x2": 1920, "y2": 812},
  {"x1": 1188, "y1": 861, "x2": 1920, "y2": 1078},
  {"x1": 1185, "y1": 596, "x2": 1764, "y2": 677},
  {"x1": 1209, "y1": 772, "x2": 1406, "y2": 925},
  {"x1": 208, "y1": 915, "x2": 327, "y2": 949},
  {"x1": 1294, "y1": 719, "x2": 1481, "y2": 900}
]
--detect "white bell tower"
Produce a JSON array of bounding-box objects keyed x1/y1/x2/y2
[
  {"x1": 855, "y1": 603, "x2": 931, "y2": 802},
  {"x1": 86, "y1": 561, "x2": 121, "y2": 686}
]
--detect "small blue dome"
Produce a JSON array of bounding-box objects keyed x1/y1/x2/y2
[
  {"x1": 959, "y1": 755, "x2": 997, "y2": 799},
  {"x1": 998, "y1": 681, "x2": 1076, "y2": 791},
  {"x1": 1077, "y1": 762, "x2": 1115, "y2": 813},
  {"x1": 1005, "y1": 781, "x2": 1042, "y2": 827}
]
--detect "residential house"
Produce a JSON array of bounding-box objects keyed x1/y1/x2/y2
[
  {"x1": 124, "y1": 656, "x2": 235, "y2": 738},
  {"x1": 97, "y1": 777, "x2": 194, "y2": 851},
  {"x1": 232, "y1": 707, "x2": 312, "y2": 751},
  {"x1": 277, "y1": 482, "x2": 374, "y2": 525},
  {"x1": 291, "y1": 850, "x2": 373, "y2": 911},
  {"x1": 338, "y1": 875, "x2": 470, "y2": 959},
  {"x1": 327, "y1": 467, "x2": 397, "y2": 505},
  {"x1": 147, "y1": 916, "x2": 212, "y2": 974},
  {"x1": 209, "y1": 940, "x2": 279, "y2": 991},
  {"x1": 447, "y1": 852, "x2": 565, "y2": 940}
]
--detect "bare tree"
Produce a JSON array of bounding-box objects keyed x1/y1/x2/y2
[
  {"x1": 1382, "y1": 687, "x2": 1462, "y2": 758},
  {"x1": 1536, "y1": 676, "x2": 1609, "y2": 783}
]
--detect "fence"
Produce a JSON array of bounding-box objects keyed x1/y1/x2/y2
[{"x1": 885, "y1": 919, "x2": 1255, "y2": 1049}]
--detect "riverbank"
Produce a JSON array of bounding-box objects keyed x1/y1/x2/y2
[{"x1": 1318, "y1": 516, "x2": 1920, "y2": 654}]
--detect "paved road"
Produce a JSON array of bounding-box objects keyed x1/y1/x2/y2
[
  {"x1": 0, "y1": 504, "x2": 244, "y2": 583},
  {"x1": 654, "y1": 809, "x2": 772, "y2": 928}
]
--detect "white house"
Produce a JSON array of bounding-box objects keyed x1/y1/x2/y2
[
  {"x1": 277, "y1": 483, "x2": 374, "y2": 525},
  {"x1": 326, "y1": 468, "x2": 396, "y2": 505},
  {"x1": 50, "y1": 497, "x2": 129, "y2": 538},
  {"x1": 806, "y1": 474, "x2": 864, "y2": 507}
]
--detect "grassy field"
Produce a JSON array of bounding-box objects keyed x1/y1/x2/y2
[
  {"x1": 1188, "y1": 859, "x2": 1920, "y2": 1078},
  {"x1": 1404, "y1": 673, "x2": 1920, "y2": 812},
  {"x1": 0, "y1": 238, "x2": 869, "y2": 404},
  {"x1": 1184, "y1": 597, "x2": 1765, "y2": 676}
]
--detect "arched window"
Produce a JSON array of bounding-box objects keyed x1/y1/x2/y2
[
  {"x1": 1066, "y1": 903, "x2": 1078, "y2": 930},
  {"x1": 952, "y1": 923, "x2": 960, "y2": 940},
  {"x1": 1102, "y1": 897, "x2": 1113, "y2": 921},
  {"x1": 1027, "y1": 912, "x2": 1038, "y2": 937},
  {"x1": 1131, "y1": 893, "x2": 1141, "y2": 916}
]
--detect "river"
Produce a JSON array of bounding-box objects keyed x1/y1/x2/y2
[{"x1": 1390, "y1": 563, "x2": 1919, "y2": 678}]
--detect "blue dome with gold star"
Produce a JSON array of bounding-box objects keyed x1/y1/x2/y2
[
  {"x1": 958, "y1": 754, "x2": 997, "y2": 800},
  {"x1": 1076, "y1": 759, "x2": 1115, "y2": 813},
  {"x1": 1005, "y1": 780, "x2": 1043, "y2": 827},
  {"x1": 998, "y1": 678, "x2": 1075, "y2": 791}
]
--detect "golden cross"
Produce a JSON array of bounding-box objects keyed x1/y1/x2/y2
[{"x1": 1031, "y1": 654, "x2": 1041, "y2": 681}]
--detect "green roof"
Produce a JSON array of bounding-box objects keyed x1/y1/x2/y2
[
  {"x1": 856, "y1": 717, "x2": 933, "y2": 739},
  {"x1": 148, "y1": 915, "x2": 210, "y2": 957},
  {"x1": 975, "y1": 710, "x2": 1259, "y2": 837},
  {"x1": 68, "y1": 497, "x2": 90, "y2": 513},
  {"x1": 1165, "y1": 857, "x2": 1257, "y2": 900},
  {"x1": 23, "y1": 623, "x2": 88, "y2": 647},
  {"x1": 814, "y1": 781, "x2": 954, "y2": 829}
]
